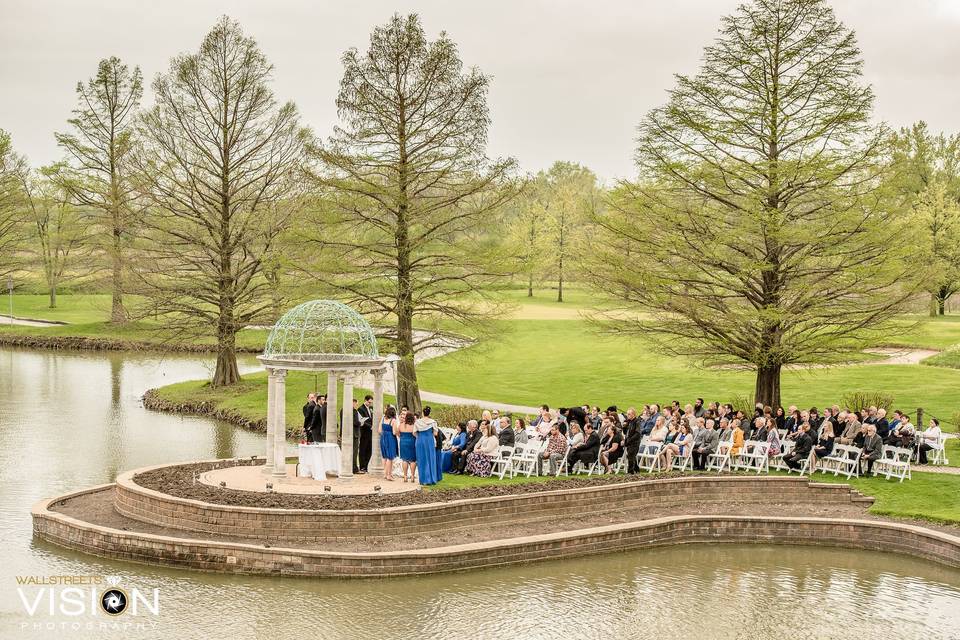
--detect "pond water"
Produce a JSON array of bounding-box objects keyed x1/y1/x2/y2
[{"x1": 1, "y1": 347, "x2": 959, "y2": 640}]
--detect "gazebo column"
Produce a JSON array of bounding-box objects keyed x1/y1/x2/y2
[
  {"x1": 325, "y1": 373, "x2": 339, "y2": 444},
  {"x1": 340, "y1": 374, "x2": 355, "y2": 479},
  {"x1": 272, "y1": 368, "x2": 288, "y2": 478},
  {"x1": 369, "y1": 369, "x2": 385, "y2": 474},
  {"x1": 263, "y1": 367, "x2": 276, "y2": 474}
]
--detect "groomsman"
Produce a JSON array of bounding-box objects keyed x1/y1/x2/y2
[
  {"x1": 311, "y1": 394, "x2": 327, "y2": 442},
  {"x1": 357, "y1": 395, "x2": 374, "y2": 473},
  {"x1": 302, "y1": 394, "x2": 317, "y2": 441}
]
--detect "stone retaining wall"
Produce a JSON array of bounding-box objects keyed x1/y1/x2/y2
[
  {"x1": 33, "y1": 485, "x2": 960, "y2": 577},
  {"x1": 115, "y1": 461, "x2": 865, "y2": 543}
]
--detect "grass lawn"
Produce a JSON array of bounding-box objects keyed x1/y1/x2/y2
[
  {"x1": 427, "y1": 469, "x2": 960, "y2": 526},
  {"x1": 417, "y1": 320, "x2": 960, "y2": 430},
  {"x1": 1, "y1": 293, "x2": 125, "y2": 324}
]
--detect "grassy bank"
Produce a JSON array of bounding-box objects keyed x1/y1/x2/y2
[{"x1": 428, "y1": 470, "x2": 960, "y2": 526}]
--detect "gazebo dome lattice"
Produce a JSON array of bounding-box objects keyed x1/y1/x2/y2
[{"x1": 263, "y1": 300, "x2": 379, "y2": 361}]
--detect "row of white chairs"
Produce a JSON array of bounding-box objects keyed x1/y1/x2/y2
[{"x1": 477, "y1": 434, "x2": 914, "y2": 483}]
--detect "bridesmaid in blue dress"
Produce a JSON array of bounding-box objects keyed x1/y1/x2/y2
[
  {"x1": 441, "y1": 424, "x2": 467, "y2": 473},
  {"x1": 398, "y1": 411, "x2": 418, "y2": 482},
  {"x1": 379, "y1": 406, "x2": 399, "y2": 481},
  {"x1": 415, "y1": 407, "x2": 441, "y2": 486}
]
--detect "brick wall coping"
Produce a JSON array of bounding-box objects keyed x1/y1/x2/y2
[
  {"x1": 31, "y1": 484, "x2": 960, "y2": 577},
  {"x1": 118, "y1": 457, "x2": 840, "y2": 516}
]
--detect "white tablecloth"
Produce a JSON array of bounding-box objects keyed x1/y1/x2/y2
[{"x1": 298, "y1": 443, "x2": 340, "y2": 480}]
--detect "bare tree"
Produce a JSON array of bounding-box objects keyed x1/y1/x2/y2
[
  {"x1": 0, "y1": 129, "x2": 27, "y2": 282},
  {"x1": 587, "y1": 0, "x2": 920, "y2": 407},
  {"x1": 307, "y1": 14, "x2": 517, "y2": 411},
  {"x1": 55, "y1": 56, "x2": 143, "y2": 323},
  {"x1": 135, "y1": 16, "x2": 308, "y2": 386}
]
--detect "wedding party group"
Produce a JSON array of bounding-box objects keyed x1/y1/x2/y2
[{"x1": 302, "y1": 394, "x2": 950, "y2": 486}]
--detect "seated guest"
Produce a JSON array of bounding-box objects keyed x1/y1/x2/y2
[
  {"x1": 874, "y1": 408, "x2": 890, "y2": 440},
  {"x1": 465, "y1": 422, "x2": 500, "y2": 477},
  {"x1": 538, "y1": 423, "x2": 569, "y2": 475},
  {"x1": 450, "y1": 420, "x2": 481, "y2": 475},
  {"x1": 568, "y1": 422, "x2": 583, "y2": 448},
  {"x1": 887, "y1": 410, "x2": 903, "y2": 436},
  {"x1": 535, "y1": 411, "x2": 555, "y2": 439},
  {"x1": 567, "y1": 423, "x2": 601, "y2": 471},
  {"x1": 753, "y1": 417, "x2": 771, "y2": 443},
  {"x1": 887, "y1": 414, "x2": 915, "y2": 448},
  {"x1": 440, "y1": 423, "x2": 468, "y2": 473},
  {"x1": 692, "y1": 419, "x2": 719, "y2": 470},
  {"x1": 837, "y1": 412, "x2": 861, "y2": 445},
  {"x1": 648, "y1": 416, "x2": 668, "y2": 445},
  {"x1": 514, "y1": 418, "x2": 529, "y2": 445},
  {"x1": 729, "y1": 419, "x2": 744, "y2": 457},
  {"x1": 784, "y1": 424, "x2": 814, "y2": 470},
  {"x1": 811, "y1": 422, "x2": 835, "y2": 467},
  {"x1": 660, "y1": 423, "x2": 693, "y2": 469},
  {"x1": 860, "y1": 424, "x2": 884, "y2": 474},
  {"x1": 766, "y1": 423, "x2": 781, "y2": 457},
  {"x1": 599, "y1": 422, "x2": 624, "y2": 473},
  {"x1": 498, "y1": 418, "x2": 515, "y2": 448},
  {"x1": 918, "y1": 418, "x2": 942, "y2": 464},
  {"x1": 716, "y1": 417, "x2": 732, "y2": 443}
]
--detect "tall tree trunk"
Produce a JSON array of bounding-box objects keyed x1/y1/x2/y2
[
  {"x1": 754, "y1": 363, "x2": 781, "y2": 408},
  {"x1": 940, "y1": 298, "x2": 947, "y2": 315},
  {"x1": 557, "y1": 254, "x2": 564, "y2": 303},
  {"x1": 213, "y1": 329, "x2": 240, "y2": 387},
  {"x1": 930, "y1": 293, "x2": 939, "y2": 317},
  {"x1": 110, "y1": 227, "x2": 126, "y2": 323},
  {"x1": 527, "y1": 273, "x2": 533, "y2": 297},
  {"x1": 48, "y1": 284, "x2": 57, "y2": 309}
]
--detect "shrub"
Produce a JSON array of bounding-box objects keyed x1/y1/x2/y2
[
  {"x1": 840, "y1": 391, "x2": 895, "y2": 413},
  {"x1": 432, "y1": 404, "x2": 486, "y2": 428}
]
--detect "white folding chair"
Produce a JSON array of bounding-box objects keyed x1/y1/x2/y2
[
  {"x1": 638, "y1": 441, "x2": 663, "y2": 472},
  {"x1": 490, "y1": 446, "x2": 515, "y2": 479},
  {"x1": 508, "y1": 442, "x2": 540, "y2": 478},
  {"x1": 740, "y1": 440, "x2": 769, "y2": 474},
  {"x1": 770, "y1": 439, "x2": 795, "y2": 471},
  {"x1": 706, "y1": 441, "x2": 732, "y2": 473},
  {"x1": 875, "y1": 446, "x2": 912, "y2": 482}
]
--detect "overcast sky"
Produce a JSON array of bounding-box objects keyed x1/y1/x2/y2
[{"x1": 2, "y1": 0, "x2": 959, "y2": 180}]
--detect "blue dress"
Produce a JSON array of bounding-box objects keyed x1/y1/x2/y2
[
  {"x1": 380, "y1": 420, "x2": 398, "y2": 460},
  {"x1": 415, "y1": 422, "x2": 441, "y2": 485},
  {"x1": 441, "y1": 432, "x2": 467, "y2": 472},
  {"x1": 399, "y1": 431, "x2": 417, "y2": 462}
]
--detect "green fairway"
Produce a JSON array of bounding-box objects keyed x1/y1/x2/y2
[
  {"x1": 1, "y1": 293, "x2": 123, "y2": 324},
  {"x1": 417, "y1": 319, "x2": 960, "y2": 429}
]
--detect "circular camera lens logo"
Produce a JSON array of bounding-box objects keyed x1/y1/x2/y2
[{"x1": 100, "y1": 588, "x2": 128, "y2": 616}]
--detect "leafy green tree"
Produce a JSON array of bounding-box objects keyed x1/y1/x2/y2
[
  {"x1": 135, "y1": 16, "x2": 308, "y2": 386},
  {"x1": 55, "y1": 57, "x2": 142, "y2": 323},
  {"x1": 0, "y1": 129, "x2": 27, "y2": 282},
  {"x1": 20, "y1": 167, "x2": 92, "y2": 308},
  {"x1": 588, "y1": 0, "x2": 919, "y2": 407},
  {"x1": 889, "y1": 122, "x2": 960, "y2": 314},
  {"x1": 913, "y1": 180, "x2": 960, "y2": 315},
  {"x1": 307, "y1": 14, "x2": 517, "y2": 411}
]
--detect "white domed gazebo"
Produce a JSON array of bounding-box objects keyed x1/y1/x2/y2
[{"x1": 257, "y1": 300, "x2": 392, "y2": 480}]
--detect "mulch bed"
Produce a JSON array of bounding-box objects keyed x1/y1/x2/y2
[{"x1": 134, "y1": 460, "x2": 698, "y2": 510}]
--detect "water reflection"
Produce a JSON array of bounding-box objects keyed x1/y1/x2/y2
[{"x1": 1, "y1": 347, "x2": 959, "y2": 640}]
